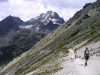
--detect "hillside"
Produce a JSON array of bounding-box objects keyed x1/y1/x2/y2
[
  {"x1": 0, "y1": 0, "x2": 100, "y2": 75},
  {"x1": 0, "y1": 11, "x2": 64, "y2": 67}
]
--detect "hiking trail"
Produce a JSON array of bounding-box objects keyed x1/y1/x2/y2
[{"x1": 54, "y1": 49, "x2": 100, "y2": 75}]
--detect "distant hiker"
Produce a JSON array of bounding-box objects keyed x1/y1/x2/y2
[
  {"x1": 84, "y1": 47, "x2": 90, "y2": 66},
  {"x1": 74, "y1": 49, "x2": 77, "y2": 59}
]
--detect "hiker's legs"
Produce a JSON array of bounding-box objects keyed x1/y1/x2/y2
[
  {"x1": 75, "y1": 55, "x2": 76, "y2": 59},
  {"x1": 85, "y1": 58, "x2": 88, "y2": 66}
]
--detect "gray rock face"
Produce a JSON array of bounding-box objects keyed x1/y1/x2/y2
[{"x1": 83, "y1": 3, "x2": 92, "y2": 9}]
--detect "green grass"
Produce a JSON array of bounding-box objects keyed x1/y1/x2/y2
[
  {"x1": 15, "y1": 42, "x2": 69, "y2": 75},
  {"x1": 32, "y1": 49, "x2": 68, "y2": 75},
  {"x1": 65, "y1": 24, "x2": 71, "y2": 29},
  {"x1": 87, "y1": 34, "x2": 100, "y2": 43},
  {"x1": 15, "y1": 50, "x2": 53, "y2": 75},
  {"x1": 83, "y1": 15, "x2": 90, "y2": 19}
]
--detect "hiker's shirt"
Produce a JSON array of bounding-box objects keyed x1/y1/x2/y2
[{"x1": 84, "y1": 50, "x2": 89, "y2": 58}]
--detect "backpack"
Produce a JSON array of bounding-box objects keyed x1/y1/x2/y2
[{"x1": 84, "y1": 50, "x2": 89, "y2": 57}]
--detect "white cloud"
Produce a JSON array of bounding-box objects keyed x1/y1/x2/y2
[
  {"x1": 0, "y1": 17, "x2": 2, "y2": 21},
  {"x1": 59, "y1": 8, "x2": 79, "y2": 21},
  {"x1": 0, "y1": 0, "x2": 97, "y2": 21},
  {"x1": 0, "y1": 0, "x2": 8, "y2": 2},
  {"x1": 36, "y1": 0, "x2": 96, "y2": 9}
]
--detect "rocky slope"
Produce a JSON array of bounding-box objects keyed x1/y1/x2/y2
[
  {"x1": 0, "y1": 0, "x2": 100, "y2": 75},
  {"x1": 0, "y1": 11, "x2": 64, "y2": 67}
]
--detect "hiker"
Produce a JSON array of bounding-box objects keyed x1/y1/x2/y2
[
  {"x1": 84, "y1": 47, "x2": 90, "y2": 66},
  {"x1": 74, "y1": 49, "x2": 77, "y2": 59}
]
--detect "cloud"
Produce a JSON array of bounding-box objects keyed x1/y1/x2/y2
[
  {"x1": 0, "y1": 0, "x2": 97, "y2": 21},
  {"x1": 0, "y1": 17, "x2": 2, "y2": 21},
  {"x1": 0, "y1": 0, "x2": 45, "y2": 21},
  {"x1": 37, "y1": 0, "x2": 96, "y2": 21},
  {"x1": 0, "y1": 0, "x2": 8, "y2": 2},
  {"x1": 36, "y1": 0, "x2": 96, "y2": 8}
]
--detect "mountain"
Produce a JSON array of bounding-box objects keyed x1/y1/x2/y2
[
  {"x1": 0, "y1": 15, "x2": 23, "y2": 35},
  {"x1": 0, "y1": 0, "x2": 100, "y2": 75},
  {"x1": 20, "y1": 11, "x2": 65, "y2": 33},
  {"x1": 0, "y1": 15, "x2": 24, "y2": 50},
  {"x1": 0, "y1": 11, "x2": 64, "y2": 36},
  {"x1": 0, "y1": 11, "x2": 65, "y2": 68},
  {"x1": 28, "y1": 11, "x2": 64, "y2": 24}
]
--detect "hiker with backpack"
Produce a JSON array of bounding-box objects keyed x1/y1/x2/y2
[{"x1": 84, "y1": 47, "x2": 90, "y2": 66}]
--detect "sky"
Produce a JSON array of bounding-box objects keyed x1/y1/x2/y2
[{"x1": 0, "y1": 0, "x2": 96, "y2": 21}]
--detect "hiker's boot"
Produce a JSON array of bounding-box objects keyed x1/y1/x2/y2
[
  {"x1": 86, "y1": 63, "x2": 87, "y2": 66},
  {"x1": 85, "y1": 63, "x2": 87, "y2": 66}
]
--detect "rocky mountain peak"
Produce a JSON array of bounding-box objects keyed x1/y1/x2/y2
[
  {"x1": 46, "y1": 11, "x2": 56, "y2": 18},
  {"x1": 2, "y1": 15, "x2": 14, "y2": 22},
  {"x1": 0, "y1": 15, "x2": 23, "y2": 35},
  {"x1": 1, "y1": 15, "x2": 23, "y2": 25},
  {"x1": 28, "y1": 11, "x2": 65, "y2": 25},
  {"x1": 23, "y1": 11, "x2": 65, "y2": 33},
  {"x1": 45, "y1": 11, "x2": 60, "y2": 19}
]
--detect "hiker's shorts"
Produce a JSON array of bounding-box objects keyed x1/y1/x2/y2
[{"x1": 85, "y1": 56, "x2": 89, "y2": 63}]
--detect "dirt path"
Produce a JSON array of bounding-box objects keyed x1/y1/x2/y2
[{"x1": 54, "y1": 49, "x2": 100, "y2": 75}]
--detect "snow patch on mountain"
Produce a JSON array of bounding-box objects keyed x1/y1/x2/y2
[
  {"x1": 35, "y1": 26, "x2": 39, "y2": 31},
  {"x1": 49, "y1": 18, "x2": 57, "y2": 22},
  {"x1": 41, "y1": 18, "x2": 60, "y2": 25},
  {"x1": 45, "y1": 13, "x2": 49, "y2": 20},
  {"x1": 49, "y1": 18, "x2": 60, "y2": 25},
  {"x1": 19, "y1": 25, "x2": 33, "y2": 29},
  {"x1": 51, "y1": 12, "x2": 55, "y2": 16}
]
